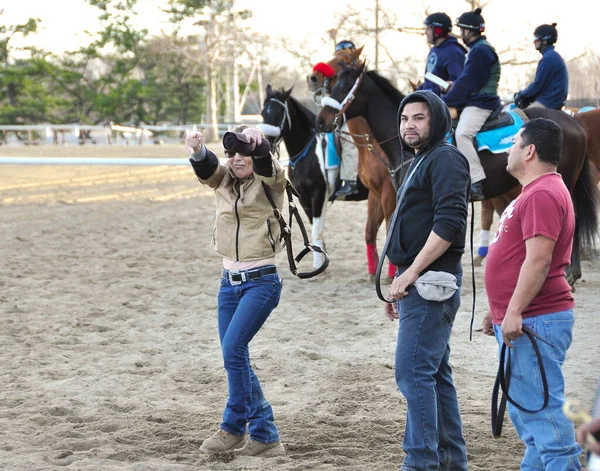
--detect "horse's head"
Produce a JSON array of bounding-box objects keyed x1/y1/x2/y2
[
  {"x1": 258, "y1": 84, "x2": 294, "y2": 144},
  {"x1": 316, "y1": 61, "x2": 366, "y2": 133},
  {"x1": 307, "y1": 46, "x2": 364, "y2": 104}
]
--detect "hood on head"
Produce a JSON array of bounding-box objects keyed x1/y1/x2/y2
[{"x1": 397, "y1": 90, "x2": 451, "y2": 153}]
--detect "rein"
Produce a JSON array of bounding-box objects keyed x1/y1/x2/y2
[
  {"x1": 491, "y1": 327, "x2": 552, "y2": 438},
  {"x1": 261, "y1": 181, "x2": 329, "y2": 279},
  {"x1": 335, "y1": 129, "x2": 409, "y2": 184},
  {"x1": 287, "y1": 134, "x2": 317, "y2": 169}
]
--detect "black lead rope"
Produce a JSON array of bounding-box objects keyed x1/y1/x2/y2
[
  {"x1": 262, "y1": 181, "x2": 329, "y2": 279},
  {"x1": 491, "y1": 327, "x2": 553, "y2": 438},
  {"x1": 470, "y1": 200, "x2": 476, "y2": 341}
]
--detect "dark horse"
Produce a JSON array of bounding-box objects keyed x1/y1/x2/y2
[
  {"x1": 479, "y1": 107, "x2": 600, "y2": 266},
  {"x1": 307, "y1": 47, "x2": 400, "y2": 281},
  {"x1": 575, "y1": 108, "x2": 600, "y2": 184},
  {"x1": 259, "y1": 85, "x2": 328, "y2": 270},
  {"x1": 317, "y1": 63, "x2": 599, "y2": 284}
]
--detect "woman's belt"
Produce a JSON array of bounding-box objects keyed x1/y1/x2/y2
[{"x1": 222, "y1": 266, "x2": 277, "y2": 285}]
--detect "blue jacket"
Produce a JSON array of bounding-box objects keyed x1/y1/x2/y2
[
  {"x1": 388, "y1": 91, "x2": 470, "y2": 273},
  {"x1": 520, "y1": 46, "x2": 568, "y2": 109},
  {"x1": 443, "y1": 36, "x2": 501, "y2": 111},
  {"x1": 418, "y1": 36, "x2": 466, "y2": 97}
]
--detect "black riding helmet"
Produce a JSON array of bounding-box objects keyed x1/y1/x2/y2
[
  {"x1": 534, "y1": 23, "x2": 558, "y2": 44},
  {"x1": 424, "y1": 12, "x2": 452, "y2": 40},
  {"x1": 456, "y1": 7, "x2": 485, "y2": 33}
]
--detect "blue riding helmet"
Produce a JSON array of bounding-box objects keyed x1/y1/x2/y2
[{"x1": 335, "y1": 40, "x2": 356, "y2": 52}]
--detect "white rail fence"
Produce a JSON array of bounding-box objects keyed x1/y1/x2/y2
[
  {"x1": 0, "y1": 118, "x2": 263, "y2": 146},
  {"x1": 0, "y1": 117, "x2": 292, "y2": 166}
]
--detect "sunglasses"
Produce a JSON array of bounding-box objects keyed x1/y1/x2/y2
[{"x1": 335, "y1": 41, "x2": 355, "y2": 52}]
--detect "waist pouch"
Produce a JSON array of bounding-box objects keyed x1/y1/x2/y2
[{"x1": 414, "y1": 271, "x2": 458, "y2": 302}]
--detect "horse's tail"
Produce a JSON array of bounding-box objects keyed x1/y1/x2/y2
[{"x1": 574, "y1": 152, "x2": 600, "y2": 255}]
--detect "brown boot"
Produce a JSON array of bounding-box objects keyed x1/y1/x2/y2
[
  {"x1": 234, "y1": 439, "x2": 286, "y2": 457},
  {"x1": 199, "y1": 429, "x2": 246, "y2": 454}
]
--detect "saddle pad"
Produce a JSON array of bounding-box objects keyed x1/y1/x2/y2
[
  {"x1": 326, "y1": 132, "x2": 341, "y2": 168},
  {"x1": 578, "y1": 106, "x2": 596, "y2": 114},
  {"x1": 476, "y1": 109, "x2": 526, "y2": 154}
]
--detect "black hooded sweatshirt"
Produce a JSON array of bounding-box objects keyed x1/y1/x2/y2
[{"x1": 387, "y1": 90, "x2": 470, "y2": 274}]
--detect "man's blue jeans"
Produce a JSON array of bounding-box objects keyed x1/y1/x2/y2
[
  {"x1": 217, "y1": 269, "x2": 282, "y2": 444},
  {"x1": 396, "y1": 274, "x2": 468, "y2": 471},
  {"x1": 493, "y1": 310, "x2": 582, "y2": 471}
]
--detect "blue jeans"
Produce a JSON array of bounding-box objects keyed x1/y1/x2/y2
[
  {"x1": 493, "y1": 310, "x2": 582, "y2": 471},
  {"x1": 396, "y1": 273, "x2": 467, "y2": 471},
  {"x1": 217, "y1": 269, "x2": 282, "y2": 444}
]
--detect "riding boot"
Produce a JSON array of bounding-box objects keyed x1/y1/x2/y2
[
  {"x1": 332, "y1": 180, "x2": 358, "y2": 200},
  {"x1": 471, "y1": 180, "x2": 486, "y2": 202}
]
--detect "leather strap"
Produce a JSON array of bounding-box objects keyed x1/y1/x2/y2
[
  {"x1": 491, "y1": 327, "x2": 550, "y2": 438},
  {"x1": 262, "y1": 181, "x2": 329, "y2": 279}
]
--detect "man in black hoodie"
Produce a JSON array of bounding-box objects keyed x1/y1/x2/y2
[{"x1": 385, "y1": 90, "x2": 470, "y2": 471}]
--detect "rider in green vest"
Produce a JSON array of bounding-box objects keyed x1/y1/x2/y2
[{"x1": 442, "y1": 8, "x2": 501, "y2": 201}]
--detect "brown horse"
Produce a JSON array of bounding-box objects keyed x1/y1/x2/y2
[
  {"x1": 316, "y1": 63, "x2": 599, "y2": 285},
  {"x1": 307, "y1": 48, "x2": 398, "y2": 282}
]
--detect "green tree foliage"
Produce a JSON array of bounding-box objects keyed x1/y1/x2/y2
[{"x1": 0, "y1": 0, "x2": 281, "y2": 127}]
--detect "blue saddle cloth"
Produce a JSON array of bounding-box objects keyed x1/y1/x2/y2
[
  {"x1": 326, "y1": 132, "x2": 340, "y2": 168},
  {"x1": 475, "y1": 109, "x2": 525, "y2": 154},
  {"x1": 578, "y1": 106, "x2": 596, "y2": 114}
]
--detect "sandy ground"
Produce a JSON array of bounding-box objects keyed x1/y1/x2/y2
[{"x1": 1, "y1": 145, "x2": 599, "y2": 470}]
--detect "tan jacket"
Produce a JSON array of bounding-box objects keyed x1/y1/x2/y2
[{"x1": 200, "y1": 156, "x2": 286, "y2": 261}]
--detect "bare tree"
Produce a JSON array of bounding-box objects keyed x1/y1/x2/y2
[{"x1": 567, "y1": 50, "x2": 600, "y2": 106}]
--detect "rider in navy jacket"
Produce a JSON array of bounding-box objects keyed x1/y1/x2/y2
[
  {"x1": 442, "y1": 35, "x2": 501, "y2": 111},
  {"x1": 418, "y1": 12, "x2": 466, "y2": 97},
  {"x1": 516, "y1": 24, "x2": 568, "y2": 110}
]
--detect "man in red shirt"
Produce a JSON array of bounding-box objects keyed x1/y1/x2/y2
[{"x1": 483, "y1": 118, "x2": 582, "y2": 470}]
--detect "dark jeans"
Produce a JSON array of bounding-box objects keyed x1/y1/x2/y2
[
  {"x1": 217, "y1": 269, "x2": 282, "y2": 444},
  {"x1": 396, "y1": 274, "x2": 468, "y2": 471}
]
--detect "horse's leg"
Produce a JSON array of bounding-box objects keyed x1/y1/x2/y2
[
  {"x1": 311, "y1": 189, "x2": 327, "y2": 270},
  {"x1": 366, "y1": 191, "x2": 384, "y2": 282},
  {"x1": 474, "y1": 199, "x2": 495, "y2": 266},
  {"x1": 566, "y1": 223, "x2": 582, "y2": 289}
]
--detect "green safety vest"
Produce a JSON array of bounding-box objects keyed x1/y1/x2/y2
[{"x1": 467, "y1": 38, "x2": 501, "y2": 96}]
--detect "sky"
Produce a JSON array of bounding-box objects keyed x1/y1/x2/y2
[{"x1": 3, "y1": 0, "x2": 599, "y2": 95}]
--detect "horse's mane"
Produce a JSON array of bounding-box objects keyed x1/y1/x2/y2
[
  {"x1": 366, "y1": 70, "x2": 405, "y2": 106},
  {"x1": 272, "y1": 89, "x2": 316, "y2": 130}
]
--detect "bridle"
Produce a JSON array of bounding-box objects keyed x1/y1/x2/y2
[
  {"x1": 320, "y1": 68, "x2": 365, "y2": 129},
  {"x1": 263, "y1": 97, "x2": 292, "y2": 157},
  {"x1": 311, "y1": 78, "x2": 331, "y2": 106},
  {"x1": 263, "y1": 97, "x2": 319, "y2": 169}
]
